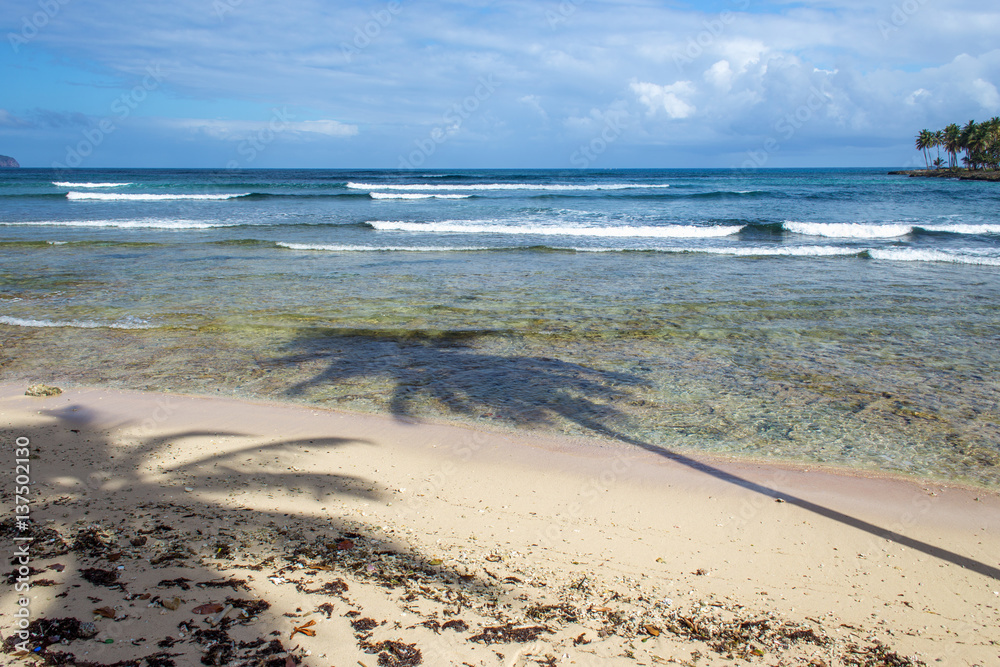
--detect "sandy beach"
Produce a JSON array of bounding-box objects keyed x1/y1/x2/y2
[{"x1": 1, "y1": 382, "x2": 998, "y2": 666}]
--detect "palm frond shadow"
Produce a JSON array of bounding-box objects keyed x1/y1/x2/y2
[
  {"x1": 275, "y1": 331, "x2": 645, "y2": 430},
  {"x1": 2, "y1": 405, "x2": 516, "y2": 664}
]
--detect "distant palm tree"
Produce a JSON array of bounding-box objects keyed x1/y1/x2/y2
[
  {"x1": 943, "y1": 124, "x2": 961, "y2": 168},
  {"x1": 986, "y1": 118, "x2": 1000, "y2": 169},
  {"x1": 933, "y1": 130, "x2": 944, "y2": 167},
  {"x1": 960, "y1": 120, "x2": 978, "y2": 169},
  {"x1": 915, "y1": 129, "x2": 932, "y2": 169}
]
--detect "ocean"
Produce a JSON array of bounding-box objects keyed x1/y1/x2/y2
[{"x1": 1, "y1": 168, "x2": 998, "y2": 486}]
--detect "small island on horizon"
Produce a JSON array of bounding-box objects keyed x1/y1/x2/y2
[{"x1": 0, "y1": 154, "x2": 20, "y2": 168}]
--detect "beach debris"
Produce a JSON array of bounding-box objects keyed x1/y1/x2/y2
[
  {"x1": 290, "y1": 619, "x2": 316, "y2": 639},
  {"x1": 193, "y1": 603, "x2": 226, "y2": 615},
  {"x1": 92, "y1": 606, "x2": 117, "y2": 619},
  {"x1": 197, "y1": 577, "x2": 249, "y2": 590},
  {"x1": 0, "y1": 519, "x2": 70, "y2": 558},
  {"x1": 419, "y1": 619, "x2": 442, "y2": 633},
  {"x1": 79, "y1": 621, "x2": 99, "y2": 638},
  {"x1": 25, "y1": 384, "x2": 62, "y2": 397},
  {"x1": 48, "y1": 563, "x2": 66, "y2": 572},
  {"x1": 161, "y1": 597, "x2": 183, "y2": 610},
  {"x1": 336, "y1": 538, "x2": 355, "y2": 550},
  {"x1": 74, "y1": 527, "x2": 113, "y2": 556},
  {"x1": 645, "y1": 625, "x2": 661, "y2": 637},
  {"x1": 694, "y1": 568, "x2": 709, "y2": 576},
  {"x1": 158, "y1": 577, "x2": 192, "y2": 590},
  {"x1": 207, "y1": 605, "x2": 246, "y2": 626},
  {"x1": 469, "y1": 624, "x2": 552, "y2": 644},
  {"x1": 442, "y1": 619, "x2": 468, "y2": 632},
  {"x1": 1, "y1": 618, "x2": 94, "y2": 653},
  {"x1": 6, "y1": 566, "x2": 45, "y2": 584},
  {"x1": 225, "y1": 596, "x2": 270, "y2": 617},
  {"x1": 79, "y1": 567, "x2": 119, "y2": 587},
  {"x1": 138, "y1": 523, "x2": 174, "y2": 535},
  {"x1": 363, "y1": 639, "x2": 422, "y2": 666},
  {"x1": 352, "y1": 617, "x2": 380, "y2": 635},
  {"x1": 150, "y1": 541, "x2": 194, "y2": 565},
  {"x1": 526, "y1": 603, "x2": 577, "y2": 623}
]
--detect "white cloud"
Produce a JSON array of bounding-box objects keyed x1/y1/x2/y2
[
  {"x1": 704, "y1": 60, "x2": 734, "y2": 90},
  {"x1": 293, "y1": 120, "x2": 359, "y2": 137},
  {"x1": 630, "y1": 81, "x2": 696, "y2": 119},
  {"x1": 165, "y1": 117, "x2": 357, "y2": 140},
  {"x1": 905, "y1": 89, "x2": 931, "y2": 105},
  {"x1": 0, "y1": 110, "x2": 29, "y2": 128},
  {"x1": 519, "y1": 95, "x2": 548, "y2": 121},
  {"x1": 971, "y1": 78, "x2": 1000, "y2": 111}
]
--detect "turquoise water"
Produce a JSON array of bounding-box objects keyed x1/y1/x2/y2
[{"x1": 1, "y1": 168, "x2": 998, "y2": 485}]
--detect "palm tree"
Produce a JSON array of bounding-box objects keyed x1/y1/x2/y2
[
  {"x1": 915, "y1": 129, "x2": 932, "y2": 169},
  {"x1": 943, "y1": 124, "x2": 961, "y2": 169},
  {"x1": 960, "y1": 120, "x2": 978, "y2": 169},
  {"x1": 915, "y1": 119, "x2": 1000, "y2": 172},
  {"x1": 986, "y1": 117, "x2": 1000, "y2": 169}
]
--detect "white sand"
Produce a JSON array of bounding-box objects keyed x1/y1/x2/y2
[{"x1": 1, "y1": 383, "x2": 998, "y2": 666}]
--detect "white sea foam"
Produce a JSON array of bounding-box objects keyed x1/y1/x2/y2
[
  {"x1": 569, "y1": 245, "x2": 861, "y2": 256},
  {"x1": 699, "y1": 245, "x2": 863, "y2": 257},
  {"x1": 66, "y1": 192, "x2": 248, "y2": 201},
  {"x1": 53, "y1": 182, "x2": 132, "y2": 188},
  {"x1": 277, "y1": 242, "x2": 488, "y2": 252},
  {"x1": 368, "y1": 220, "x2": 743, "y2": 238},
  {"x1": 916, "y1": 223, "x2": 1000, "y2": 235},
  {"x1": 784, "y1": 221, "x2": 913, "y2": 238},
  {"x1": 868, "y1": 249, "x2": 1000, "y2": 266},
  {"x1": 348, "y1": 182, "x2": 669, "y2": 191},
  {"x1": 369, "y1": 192, "x2": 472, "y2": 200},
  {"x1": 0, "y1": 219, "x2": 236, "y2": 229},
  {"x1": 0, "y1": 315, "x2": 154, "y2": 329}
]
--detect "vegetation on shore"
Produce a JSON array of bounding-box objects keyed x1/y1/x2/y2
[{"x1": 914, "y1": 118, "x2": 1000, "y2": 170}]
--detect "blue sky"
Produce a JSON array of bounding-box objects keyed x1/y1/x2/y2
[{"x1": 2, "y1": 0, "x2": 999, "y2": 168}]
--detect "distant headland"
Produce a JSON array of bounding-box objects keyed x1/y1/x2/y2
[{"x1": 0, "y1": 155, "x2": 19, "y2": 168}]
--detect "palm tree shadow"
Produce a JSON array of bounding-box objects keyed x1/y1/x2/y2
[
  {"x1": 275, "y1": 330, "x2": 643, "y2": 431},
  {"x1": 1, "y1": 400, "x2": 515, "y2": 664},
  {"x1": 273, "y1": 329, "x2": 1000, "y2": 582}
]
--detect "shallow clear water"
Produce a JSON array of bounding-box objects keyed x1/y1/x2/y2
[{"x1": 2, "y1": 168, "x2": 998, "y2": 486}]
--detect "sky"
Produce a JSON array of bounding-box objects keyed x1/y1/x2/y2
[{"x1": 1, "y1": 0, "x2": 999, "y2": 169}]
